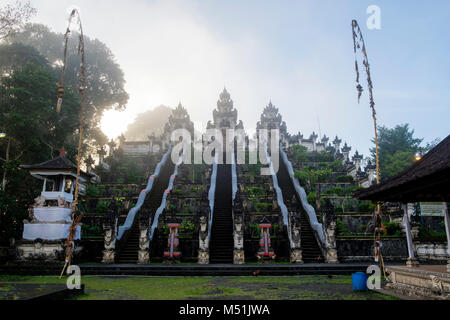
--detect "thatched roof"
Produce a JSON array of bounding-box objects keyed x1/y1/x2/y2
[
  {"x1": 354, "y1": 134, "x2": 450, "y2": 202},
  {"x1": 21, "y1": 156, "x2": 78, "y2": 171},
  {"x1": 20, "y1": 156, "x2": 92, "y2": 179}
]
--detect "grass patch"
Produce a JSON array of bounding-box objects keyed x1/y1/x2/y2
[{"x1": 0, "y1": 275, "x2": 396, "y2": 300}]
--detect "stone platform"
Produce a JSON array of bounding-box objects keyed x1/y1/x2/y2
[
  {"x1": 0, "y1": 283, "x2": 84, "y2": 300},
  {"x1": 0, "y1": 263, "x2": 373, "y2": 276},
  {"x1": 385, "y1": 264, "x2": 450, "y2": 300}
]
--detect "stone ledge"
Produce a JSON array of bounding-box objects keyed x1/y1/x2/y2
[{"x1": 386, "y1": 265, "x2": 450, "y2": 300}]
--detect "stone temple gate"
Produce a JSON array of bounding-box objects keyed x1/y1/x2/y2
[{"x1": 13, "y1": 88, "x2": 444, "y2": 273}]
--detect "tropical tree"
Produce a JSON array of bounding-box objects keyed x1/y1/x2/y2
[
  {"x1": 0, "y1": 1, "x2": 36, "y2": 40},
  {"x1": 0, "y1": 59, "x2": 81, "y2": 243},
  {"x1": 371, "y1": 124, "x2": 422, "y2": 180},
  {"x1": 7, "y1": 23, "x2": 129, "y2": 137}
]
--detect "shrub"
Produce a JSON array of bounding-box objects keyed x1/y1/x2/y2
[
  {"x1": 86, "y1": 185, "x2": 105, "y2": 197},
  {"x1": 307, "y1": 192, "x2": 316, "y2": 208},
  {"x1": 96, "y1": 200, "x2": 111, "y2": 214},
  {"x1": 254, "y1": 202, "x2": 271, "y2": 212},
  {"x1": 246, "y1": 186, "x2": 265, "y2": 198},
  {"x1": 296, "y1": 151, "x2": 308, "y2": 163},
  {"x1": 180, "y1": 220, "x2": 195, "y2": 233},
  {"x1": 383, "y1": 222, "x2": 402, "y2": 236},
  {"x1": 325, "y1": 187, "x2": 344, "y2": 196},
  {"x1": 358, "y1": 201, "x2": 376, "y2": 213},
  {"x1": 345, "y1": 185, "x2": 364, "y2": 196},
  {"x1": 330, "y1": 160, "x2": 344, "y2": 172},
  {"x1": 336, "y1": 218, "x2": 349, "y2": 235},
  {"x1": 337, "y1": 175, "x2": 354, "y2": 183}
]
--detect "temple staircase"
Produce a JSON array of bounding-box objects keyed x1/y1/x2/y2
[
  {"x1": 116, "y1": 159, "x2": 175, "y2": 263},
  {"x1": 277, "y1": 155, "x2": 323, "y2": 263},
  {"x1": 209, "y1": 159, "x2": 234, "y2": 264}
]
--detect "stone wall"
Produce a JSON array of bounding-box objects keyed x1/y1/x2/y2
[
  {"x1": 337, "y1": 238, "x2": 408, "y2": 262},
  {"x1": 415, "y1": 241, "x2": 448, "y2": 262}
]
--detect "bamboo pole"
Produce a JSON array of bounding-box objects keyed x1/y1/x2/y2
[
  {"x1": 352, "y1": 20, "x2": 384, "y2": 275},
  {"x1": 58, "y1": 9, "x2": 87, "y2": 278}
]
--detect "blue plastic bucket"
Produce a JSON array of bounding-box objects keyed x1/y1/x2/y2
[{"x1": 352, "y1": 272, "x2": 368, "y2": 291}]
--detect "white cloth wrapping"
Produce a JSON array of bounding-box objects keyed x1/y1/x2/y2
[
  {"x1": 23, "y1": 223, "x2": 81, "y2": 241},
  {"x1": 33, "y1": 207, "x2": 72, "y2": 223}
]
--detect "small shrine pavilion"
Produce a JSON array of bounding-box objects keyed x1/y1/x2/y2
[{"x1": 16, "y1": 149, "x2": 93, "y2": 261}]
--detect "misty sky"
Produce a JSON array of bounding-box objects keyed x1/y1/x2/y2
[{"x1": 26, "y1": 0, "x2": 450, "y2": 157}]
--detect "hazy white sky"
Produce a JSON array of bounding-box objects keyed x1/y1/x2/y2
[{"x1": 25, "y1": 0, "x2": 450, "y2": 157}]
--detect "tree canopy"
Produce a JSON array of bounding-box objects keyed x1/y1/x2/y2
[
  {"x1": 371, "y1": 124, "x2": 423, "y2": 180},
  {"x1": 0, "y1": 20, "x2": 129, "y2": 242},
  {"x1": 0, "y1": 60, "x2": 81, "y2": 162},
  {"x1": 7, "y1": 23, "x2": 129, "y2": 131},
  {"x1": 0, "y1": 1, "x2": 35, "y2": 40}
]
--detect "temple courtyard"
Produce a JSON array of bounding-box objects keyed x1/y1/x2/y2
[{"x1": 0, "y1": 275, "x2": 398, "y2": 300}]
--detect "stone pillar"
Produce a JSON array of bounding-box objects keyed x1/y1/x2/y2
[
  {"x1": 290, "y1": 227, "x2": 303, "y2": 264},
  {"x1": 443, "y1": 202, "x2": 450, "y2": 272},
  {"x1": 322, "y1": 199, "x2": 338, "y2": 263},
  {"x1": 233, "y1": 215, "x2": 245, "y2": 264},
  {"x1": 137, "y1": 219, "x2": 150, "y2": 264},
  {"x1": 102, "y1": 201, "x2": 118, "y2": 264},
  {"x1": 403, "y1": 204, "x2": 419, "y2": 267},
  {"x1": 102, "y1": 220, "x2": 117, "y2": 264},
  {"x1": 198, "y1": 215, "x2": 209, "y2": 264}
]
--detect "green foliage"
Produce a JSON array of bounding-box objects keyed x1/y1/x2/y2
[
  {"x1": 179, "y1": 220, "x2": 195, "y2": 234},
  {"x1": 86, "y1": 185, "x2": 105, "y2": 198},
  {"x1": 291, "y1": 144, "x2": 308, "y2": 155},
  {"x1": 8, "y1": 23, "x2": 129, "y2": 117},
  {"x1": 247, "y1": 163, "x2": 262, "y2": 177},
  {"x1": 96, "y1": 200, "x2": 111, "y2": 214},
  {"x1": 308, "y1": 151, "x2": 334, "y2": 162},
  {"x1": 295, "y1": 168, "x2": 332, "y2": 192},
  {"x1": 0, "y1": 61, "x2": 81, "y2": 163},
  {"x1": 0, "y1": 187, "x2": 30, "y2": 243},
  {"x1": 254, "y1": 202, "x2": 271, "y2": 212},
  {"x1": 248, "y1": 222, "x2": 261, "y2": 238},
  {"x1": 307, "y1": 192, "x2": 316, "y2": 207},
  {"x1": 0, "y1": 43, "x2": 46, "y2": 74},
  {"x1": 246, "y1": 186, "x2": 267, "y2": 198},
  {"x1": 383, "y1": 151, "x2": 415, "y2": 179},
  {"x1": 336, "y1": 218, "x2": 349, "y2": 235},
  {"x1": 418, "y1": 224, "x2": 447, "y2": 239},
  {"x1": 371, "y1": 124, "x2": 423, "y2": 180},
  {"x1": 83, "y1": 225, "x2": 102, "y2": 236},
  {"x1": 330, "y1": 160, "x2": 344, "y2": 172},
  {"x1": 382, "y1": 222, "x2": 402, "y2": 236},
  {"x1": 325, "y1": 187, "x2": 344, "y2": 196},
  {"x1": 336, "y1": 175, "x2": 354, "y2": 183},
  {"x1": 358, "y1": 201, "x2": 376, "y2": 213}
]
